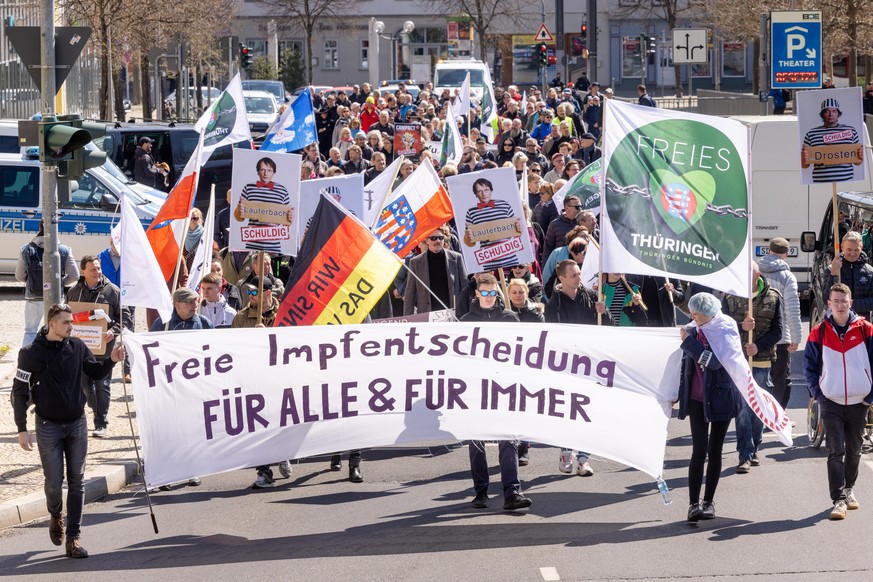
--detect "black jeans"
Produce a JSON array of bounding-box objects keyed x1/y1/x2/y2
[
  {"x1": 468, "y1": 440, "x2": 520, "y2": 500},
  {"x1": 821, "y1": 399, "x2": 868, "y2": 502},
  {"x1": 771, "y1": 343, "x2": 792, "y2": 409},
  {"x1": 82, "y1": 371, "x2": 112, "y2": 430},
  {"x1": 687, "y1": 399, "x2": 731, "y2": 504},
  {"x1": 36, "y1": 414, "x2": 88, "y2": 538}
]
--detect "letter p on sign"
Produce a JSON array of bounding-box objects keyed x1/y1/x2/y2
[{"x1": 786, "y1": 30, "x2": 806, "y2": 58}]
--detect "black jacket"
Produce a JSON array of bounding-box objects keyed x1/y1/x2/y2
[
  {"x1": 829, "y1": 251, "x2": 873, "y2": 315},
  {"x1": 12, "y1": 330, "x2": 116, "y2": 431},
  {"x1": 544, "y1": 285, "x2": 611, "y2": 325},
  {"x1": 460, "y1": 298, "x2": 520, "y2": 322},
  {"x1": 677, "y1": 326, "x2": 741, "y2": 422},
  {"x1": 511, "y1": 300, "x2": 545, "y2": 323}
]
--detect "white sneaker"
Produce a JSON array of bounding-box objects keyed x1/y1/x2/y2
[
  {"x1": 278, "y1": 460, "x2": 292, "y2": 478},
  {"x1": 92, "y1": 427, "x2": 107, "y2": 438},
  {"x1": 558, "y1": 450, "x2": 573, "y2": 473},
  {"x1": 251, "y1": 473, "x2": 275, "y2": 489},
  {"x1": 576, "y1": 461, "x2": 594, "y2": 476},
  {"x1": 846, "y1": 488, "x2": 860, "y2": 510}
]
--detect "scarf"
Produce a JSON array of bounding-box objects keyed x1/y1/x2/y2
[{"x1": 185, "y1": 224, "x2": 203, "y2": 253}]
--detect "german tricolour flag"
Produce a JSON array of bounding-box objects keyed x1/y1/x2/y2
[{"x1": 275, "y1": 193, "x2": 402, "y2": 326}]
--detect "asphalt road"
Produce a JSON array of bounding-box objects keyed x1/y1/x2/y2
[{"x1": 2, "y1": 346, "x2": 873, "y2": 581}]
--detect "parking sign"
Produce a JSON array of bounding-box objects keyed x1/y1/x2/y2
[{"x1": 771, "y1": 10, "x2": 822, "y2": 89}]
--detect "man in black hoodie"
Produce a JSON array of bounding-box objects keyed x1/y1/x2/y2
[
  {"x1": 13, "y1": 304, "x2": 124, "y2": 559},
  {"x1": 460, "y1": 274, "x2": 532, "y2": 511}
]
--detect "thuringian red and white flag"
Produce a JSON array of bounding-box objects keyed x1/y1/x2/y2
[
  {"x1": 146, "y1": 130, "x2": 205, "y2": 281},
  {"x1": 373, "y1": 160, "x2": 454, "y2": 258},
  {"x1": 275, "y1": 193, "x2": 402, "y2": 326}
]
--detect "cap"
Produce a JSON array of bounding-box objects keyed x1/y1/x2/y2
[
  {"x1": 249, "y1": 277, "x2": 273, "y2": 290},
  {"x1": 820, "y1": 97, "x2": 842, "y2": 112},
  {"x1": 591, "y1": 81, "x2": 601, "y2": 87},
  {"x1": 365, "y1": 96, "x2": 375, "y2": 104},
  {"x1": 475, "y1": 137, "x2": 486, "y2": 144},
  {"x1": 579, "y1": 132, "x2": 595, "y2": 141},
  {"x1": 769, "y1": 237, "x2": 790, "y2": 254},
  {"x1": 173, "y1": 287, "x2": 199, "y2": 303},
  {"x1": 605, "y1": 88, "x2": 614, "y2": 95},
  {"x1": 562, "y1": 88, "x2": 572, "y2": 94},
  {"x1": 138, "y1": 136, "x2": 154, "y2": 145},
  {"x1": 688, "y1": 293, "x2": 721, "y2": 317}
]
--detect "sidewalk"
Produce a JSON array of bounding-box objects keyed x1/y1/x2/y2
[{"x1": 0, "y1": 352, "x2": 141, "y2": 529}]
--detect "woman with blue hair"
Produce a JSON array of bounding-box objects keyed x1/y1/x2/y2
[{"x1": 677, "y1": 292, "x2": 742, "y2": 522}]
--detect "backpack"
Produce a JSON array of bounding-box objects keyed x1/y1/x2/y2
[{"x1": 781, "y1": 89, "x2": 792, "y2": 102}]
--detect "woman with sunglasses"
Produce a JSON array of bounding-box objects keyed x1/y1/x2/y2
[
  {"x1": 496, "y1": 137, "x2": 517, "y2": 167},
  {"x1": 183, "y1": 207, "x2": 204, "y2": 273}
]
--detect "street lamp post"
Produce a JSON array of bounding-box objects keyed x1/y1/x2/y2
[{"x1": 370, "y1": 19, "x2": 414, "y2": 85}]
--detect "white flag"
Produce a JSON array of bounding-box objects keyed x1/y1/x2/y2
[
  {"x1": 580, "y1": 240, "x2": 599, "y2": 289},
  {"x1": 440, "y1": 99, "x2": 464, "y2": 167},
  {"x1": 456, "y1": 72, "x2": 471, "y2": 117},
  {"x1": 194, "y1": 73, "x2": 253, "y2": 158},
  {"x1": 186, "y1": 190, "x2": 216, "y2": 291},
  {"x1": 120, "y1": 195, "x2": 173, "y2": 315},
  {"x1": 364, "y1": 156, "x2": 402, "y2": 229}
]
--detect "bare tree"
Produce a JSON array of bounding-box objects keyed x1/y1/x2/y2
[
  {"x1": 417, "y1": 0, "x2": 528, "y2": 63},
  {"x1": 258, "y1": 0, "x2": 353, "y2": 84}
]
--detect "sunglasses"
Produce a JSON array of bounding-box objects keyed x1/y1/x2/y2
[
  {"x1": 191, "y1": 216, "x2": 200, "y2": 222},
  {"x1": 479, "y1": 289, "x2": 499, "y2": 297},
  {"x1": 246, "y1": 289, "x2": 269, "y2": 296},
  {"x1": 47, "y1": 303, "x2": 72, "y2": 320},
  {"x1": 428, "y1": 235, "x2": 445, "y2": 241},
  {"x1": 531, "y1": 168, "x2": 541, "y2": 173},
  {"x1": 571, "y1": 245, "x2": 587, "y2": 254}
]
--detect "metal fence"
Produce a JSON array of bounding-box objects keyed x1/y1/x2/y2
[{"x1": 1, "y1": 41, "x2": 102, "y2": 120}]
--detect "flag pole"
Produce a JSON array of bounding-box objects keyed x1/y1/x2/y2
[
  {"x1": 370, "y1": 156, "x2": 405, "y2": 230},
  {"x1": 746, "y1": 123, "x2": 754, "y2": 366},
  {"x1": 195, "y1": 184, "x2": 216, "y2": 316},
  {"x1": 497, "y1": 266, "x2": 510, "y2": 303},
  {"x1": 832, "y1": 182, "x2": 841, "y2": 283},
  {"x1": 164, "y1": 217, "x2": 190, "y2": 331},
  {"x1": 257, "y1": 251, "x2": 266, "y2": 325}
]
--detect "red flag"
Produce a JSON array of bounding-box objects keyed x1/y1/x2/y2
[{"x1": 147, "y1": 131, "x2": 204, "y2": 281}]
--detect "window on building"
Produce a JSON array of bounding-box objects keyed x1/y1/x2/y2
[
  {"x1": 621, "y1": 36, "x2": 643, "y2": 79},
  {"x1": 247, "y1": 39, "x2": 267, "y2": 57},
  {"x1": 324, "y1": 40, "x2": 339, "y2": 69},
  {"x1": 361, "y1": 39, "x2": 369, "y2": 69},
  {"x1": 278, "y1": 40, "x2": 304, "y2": 57},
  {"x1": 722, "y1": 42, "x2": 745, "y2": 77}
]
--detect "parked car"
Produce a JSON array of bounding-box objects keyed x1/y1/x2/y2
[
  {"x1": 92, "y1": 121, "x2": 252, "y2": 211},
  {"x1": 379, "y1": 80, "x2": 420, "y2": 100},
  {"x1": 242, "y1": 79, "x2": 289, "y2": 103},
  {"x1": 242, "y1": 90, "x2": 280, "y2": 139}
]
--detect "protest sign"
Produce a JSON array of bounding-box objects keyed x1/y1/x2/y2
[
  {"x1": 298, "y1": 173, "x2": 365, "y2": 245},
  {"x1": 797, "y1": 87, "x2": 866, "y2": 185},
  {"x1": 394, "y1": 123, "x2": 422, "y2": 160}
]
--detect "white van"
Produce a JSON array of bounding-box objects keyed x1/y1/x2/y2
[
  {"x1": 0, "y1": 149, "x2": 167, "y2": 275},
  {"x1": 242, "y1": 90, "x2": 280, "y2": 136},
  {"x1": 732, "y1": 115, "x2": 873, "y2": 298},
  {"x1": 433, "y1": 60, "x2": 490, "y2": 101}
]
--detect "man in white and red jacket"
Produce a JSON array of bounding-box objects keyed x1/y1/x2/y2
[{"x1": 804, "y1": 282, "x2": 873, "y2": 521}]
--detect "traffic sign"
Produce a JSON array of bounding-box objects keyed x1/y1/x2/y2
[
  {"x1": 534, "y1": 24, "x2": 553, "y2": 42},
  {"x1": 672, "y1": 29, "x2": 708, "y2": 64},
  {"x1": 771, "y1": 10, "x2": 822, "y2": 89},
  {"x1": 5, "y1": 26, "x2": 91, "y2": 93}
]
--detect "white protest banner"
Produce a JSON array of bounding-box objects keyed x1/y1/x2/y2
[
  {"x1": 601, "y1": 99, "x2": 751, "y2": 297},
  {"x1": 446, "y1": 166, "x2": 535, "y2": 272},
  {"x1": 230, "y1": 149, "x2": 301, "y2": 255},
  {"x1": 124, "y1": 323, "x2": 682, "y2": 487},
  {"x1": 797, "y1": 87, "x2": 867, "y2": 185},
  {"x1": 298, "y1": 173, "x2": 364, "y2": 245}
]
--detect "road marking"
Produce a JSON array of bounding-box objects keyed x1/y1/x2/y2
[{"x1": 540, "y1": 566, "x2": 561, "y2": 581}]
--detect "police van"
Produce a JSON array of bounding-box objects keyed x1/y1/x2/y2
[{"x1": 0, "y1": 143, "x2": 167, "y2": 275}]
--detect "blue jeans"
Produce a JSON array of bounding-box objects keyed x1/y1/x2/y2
[
  {"x1": 469, "y1": 441, "x2": 520, "y2": 499},
  {"x1": 36, "y1": 414, "x2": 88, "y2": 538},
  {"x1": 82, "y1": 370, "x2": 112, "y2": 429},
  {"x1": 735, "y1": 367, "x2": 772, "y2": 462},
  {"x1": 23, "y1": 300, "x2": 43, "y2": 347}
]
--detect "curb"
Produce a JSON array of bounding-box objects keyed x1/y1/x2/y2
[{"x1": 0, "y1": 460, "x2": 140, "y2": 529}]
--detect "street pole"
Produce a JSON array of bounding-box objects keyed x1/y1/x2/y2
[
  {"x1": 540, "y1": 0, "x2": 546, "y2": 95},
  {"x1": 40, "y1": 0, "x2": 62, "y2": 314}
]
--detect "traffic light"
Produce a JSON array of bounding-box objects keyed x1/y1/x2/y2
[
  {"x1": 580, "y1": 24, "x2": 588, "y2": 49},
  {"x1": 537, "y1": 43, "x2": 548, "y2": 67},
  {"x1": 646, "y1": 36, "x2": 657, "y2": 55},
  {"x1": 241, "y1": 46, "x2": 253, "y2": 70},
  {"x1": 38, "y1": 118, "x2": 90, "y2": 162},
  {"x1": 64, "y1": 120, "x2": 107, "y2": 180},
  {"x1": 639, "y1": 34, "x2": 648, "y2": 54}
]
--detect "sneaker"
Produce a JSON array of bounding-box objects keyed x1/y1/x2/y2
[
  {"x1": 251, "y1": 473, "x2": 275, "y2": 489},
  {"x1": 830, "y1": 499, "x2": 848, "y2": 520},
  {"x1": 471, "y1": 493, "x2": 489, "y2": 509},
  {"x1": 750, "y1": 454, "x2": 761, "y2": 467},
  {"x1": 92, "y1": 427, "x2": 107, "y2": 438},
  {"x1": 700, "y1": 500, "x2": 716, "y2": 520},
  {"x1": 518, "y1": 443, "x2": 529, "y2": 466},
  {"x1": 49, "y1": 514, "x2": 64, "y2": 546},
  {"x1": 278, "y1": 460, "x2": 293, "y2": 478},
  {"x1": 687, "y1": 503, "x2": 703, "y2": 522},
  {"x1": 65, "y1": 537, "x2": 88, "y2": 558},
  {"x1": 576, "y1": 461, "x2": 594, "y2": 477},
  {"x1": 558, "y1": 450, "x2": 573, "y2": 473},
  {"x1": 846, "y1": 488, "x2": 860, "y2": 510},
  {"x1": 503, "y1": 494, "x2": 532, "y2": 511},
  {"x1": 187, "y1": 478, "x2": 201, "y2": 487},
  {"x1": 736, "y1": 459, "x2": 751, "y2": 474}
]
